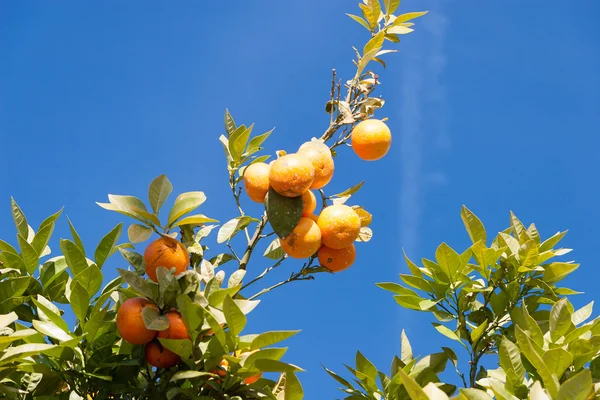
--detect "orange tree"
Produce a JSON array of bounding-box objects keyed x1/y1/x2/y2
[
  {"x1": 0, "y1": 1, "x2": 428, "y2": 399},
  {"x1": 327, "y1": 208, "x2": 600, "y2": 399}
]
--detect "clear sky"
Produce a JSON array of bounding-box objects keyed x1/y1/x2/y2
[{"x1": 1, "y1": 0, "x2": 599, "y2": 398}]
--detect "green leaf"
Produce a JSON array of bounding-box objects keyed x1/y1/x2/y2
[
  {"x1": 383, "y1": 0, "x2": 400, "y2": 15},
  {"x1": 69, "y1": 282, "x2": 90, "y2": 322},
  {"x1": 403, "y1": 249, "x2": 423, "y2": 277},
  {"x1": 170, "y1": 370, "x2": 214, "y2": 382},
  {"x1": 0, "y1": 240, "x2": 18, "y2": 255},
  {"x1": 556, "y1": 370, "x2": 592, "y2": 400},
  {"x1": 550, "y1": 298, "x2": 572, "y2": 342},
  {"x1": 284, "y1": 372, "x2": 304, "y2": 400},
  {"x1": 60, "y1": 239, "x2": 88, "y2": 276},
  {"x1": 347, "y1": 13, "x2": 371, "y2": 30},
  {"x1": 0, "y1": 312, "x2": 18, "y2": 329},
  {"x1": 119, "y1": 249, "x2": 145, "y2": 275},
  {"x1": 229, "y1": 124, "x2": 253, "y2": 161},
  {"x1": 544, "y1": 262, "x2": 579, "y2": 284},
  {"x1": 433, "y1": 323, "x2": 464, "y2": 346},
  {"x1": 471, "y1": 320, "x2": 488, "y2": 343},
  {"x1": 400, "y1": 329, "x2": 412, "y2": 363},
  {"x1": 127, "y1": 224, "x2": 153, "y2": 244},
  {"x1": 363, "y1": 31, "x2": 385, "y2": 57},
  {"x1": 355, "y1": 351, "x2": 377, "y2": 384},
  {"x1": 32, "y1": 295, "x2": 69, "y2": 332},
  {"x1": 540, "y1": 231, "x2": 568, "y2": 252},
  {"x1": 395, "y1": 11, "x2": 429, "y2": 23},
  {"x1": 515, "y1": 326, "x2": 559, "y2": 397},
  {"x1": 323, "y1": 366, "x2": 353, "y2": 390},
  {"x1": 333, "y1": 181, "x2": 365, "y2": 198},
  {"x1": 458, "y1": 388, "x2": 493, "y2": 400},
  {"x1": 223, "y1": 295, "x2": 246, "y2": 337},
  {"x1": 17, "y1": 235, "x2": 38, "y2": 274},
  {"x1": 542, "y1": 348, "x2": 572, "y2": 378},
  {"x1": 387, "y1": 25, "x2": 414, "y2": 35},
  {"x1": 254, "y1": 359, "x2": 304, "y2": 373},
  {"x1": 142, "y1": 306, "x2": 170, "y2": 330},
  {"x1": 224, "y1": 109, "x2": 237, "y2": 136},
  {"x1": 0, "y1": 343, "x2": 58, "y2": 363},
  {"x1": 250, "y1": 330, "x2": 300, "y2": 351},
  {"x1": 171, "y1": 214, "x2": 218, "y2": 228},
  {"x1": 389, "y1": 367, "x2": 428, "y2": 400},
  {"x1": 167, "y1": 192, "x2": 207, "y2": 227},
  {"x1": 265, "y1": 188, "x2": 304, "y2": 238},
  {"x1": 94, "y1": 223, "x2": 122, "y2": 268},
  {"x1": 117, "y1": 268, "x2": 155, "y2": 299},
  {"x1": 246, "y1": 128, "x2": 274, "y2": 155},
  {"x1": 228, "y1": 270, "x2": 246, "y2": 288},
  {"x1": 66, "y1": 217, "x2": 86, "y2": 255},
  {"x1": 217, "y1": 216, "x2": 256, "y2": 244},
  {"x1": 31, "y1": 222, "x2": 55, "y2": 257},
  {"x1": 84, "y1": 306, "x2": 108, "y2": 343},
  {"x1": 72, "y1": 264, "x2": 103, "y2": 297},
  {"x1": 11, "y1": 198, "x2": 28, "y2": 239},
  {"x1": 176, "y1": 295, "x2": 203, "y2": 336},
  {"x1": 572, "y1": 301, "x2": 593, "y2": 325},
  {"x1": 264, "y1": 238, "x2": 285, "y2": 260},
  {"x1": 435, "y1": 242, "x2": 461, "y2": 278},
  {"x1": 499, "y1": 338, "x2": 525, "y2": 382},
  {"x1": 209, "y1": 253, "x2": 237, "y2": 268},
  {"x1": 461, "y1": 206, "x2": 486, "y2": 244},
  {"x1": 38, "y1": 207, "x2": 63, "y2": 231},
  {"x1": 32, "y1": 320, "x2": 72, "y2": 342},
  {"x1": 159, "y1": 338, "x2": 193, "y2": 360},
  {"x1": 148, "y1": 174, "x2": 173, "y2": 214}
]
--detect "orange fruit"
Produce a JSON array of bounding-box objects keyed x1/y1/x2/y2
[
  {"x1": 145, "y1": 341, "x2": 180, "y2": 368},
  {"x1": 318, "y1": 244, "x2": 356, "y2": 272},
  {"x1": 297, "y1": 142, "x2": 334, "y2": 189},
  {"x1": 243, "y1": 162, "x2": 270, "y2": 203},
  {"x1": 351, "y1": 119, "x2": 392, "y2": 161},
  {"x1": 269, "y1": 154, "x2": 315, "y2": 197},
  {"x1": 116, "y1": 297, "x2": 157, "y2": 345},
  {"x1": 144, "y1": 237, "x2": 190, "y2": 282},
  {"x1": 280, "y1": 217, "x2": 322, "y2": 259},
  {"x1": 158, "y1": 312, "x2": 190, "y2": 340},
  {"x1": 301, "y1": 190, "x2": 317, "y2": 216},
  {"x1": 318, "y1": 205, "x2": 361, "y2": 249},
  {"x1": 306, "y1": 213, "x2": 319, "y2": 223}
]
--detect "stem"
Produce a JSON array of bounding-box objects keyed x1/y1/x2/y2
[
  {"x1": 248, "y1": 272, "x2": 314, "y2": 300},
  {"x1": 241, "y1": 255, "x2": 288, "y2": 291},
  {"x1": 238, "y1": 213, "x2": 267, "y2": 270}
]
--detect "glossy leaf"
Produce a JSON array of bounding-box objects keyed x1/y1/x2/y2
[
  {"x1": 148, "y1": 174, "x2": 173, "y2": 214},
  {"x1": 266, "y1": 188, "x2": 303, "y2": 238},
  {"x1": 94, "y1": 224, "x2": 122, "y2": 269},
  {"x1": 167, "y1": 192, "x2": 207, "y2": 227}
]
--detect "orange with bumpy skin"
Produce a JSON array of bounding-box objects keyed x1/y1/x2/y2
[
  {"x1": 243, "y1": 162, "x2": 270, "y2": 203},
  {"x1": 144, "y1": 237, "x2": 190, "y2": 282},
  {"x1": 116, "y1": 297, "x2": 157, "y2": 345},
  {"x1": 269, "y1": 154, "x2": 315, "y2": 197},
  {"x1": 145, "y1": 341, "x2": 180, "y2": 368},
  {"x1": 351, "y1": 119, "x2": 392, "y2": 161},
  {"x1": 318, "y1": 205, "x2": 361, "y2": 249},
  {"x1": 281, "y1": 217, "x2": 321, "y2": 259},
  {"x1": 297, "y1": 142, "x2": 334, "y2": 189},
  {"x1": 318, "y1": 244, "x2": 356, "y2": 272},
  {"x1": 301, "y1": 190, "x2": 317, "y2": 216},
  {"x1": 158, "y1": 312, "x2": 190, "y2": 340}
]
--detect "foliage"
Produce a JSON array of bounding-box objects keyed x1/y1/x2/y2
[
  {"x1": 0, "y1": 0, "x2": 429, "y2": 398},
  {"x1": 327, "y1": 207, "x2": 600, "y2": 399}
]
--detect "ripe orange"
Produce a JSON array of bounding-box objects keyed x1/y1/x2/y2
[
  {"x1": 318, "y1": 244, "x2": 356, "y2": 272},
  {"x1": 144, "y1": 237, "x2": 190, "y2": 282},
  {"x1": 297, "y1": 142, "x2": 334, "y2": 189},
  {"x1": 243, "y1": 162, "x2": 270, "y2": 203},
  {"x1": 269, "y1": 154, "x2": 315, "y2": 197},
  {"x1": 158, "y1": 311, "x2": 190, "y2": 340},
  {"x1": 280, "y1": 217, "x2": 322, "y2": 259},
  {"x1": 116, "y1": 297, "x2": 157, "y2": 345},
  {"x1": 145, "y1": 341, "x2": 180, "y2": 368},
  {"x1": 318, "y1": 205, "x2": 361, "y2": 249},
  {"x1": 351, "y1": 119, "x2": 392, "y2": 161},
  {"x1": 301, "y1": 190, "x2": 317, "y2": 216},
  {"x1": 306, "y1": 213, "x2": 319, "y2": 223}
]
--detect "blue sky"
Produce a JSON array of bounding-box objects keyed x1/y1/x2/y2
[{"x1": 1, "y1": 0, "x2": 599, "y2": 398}]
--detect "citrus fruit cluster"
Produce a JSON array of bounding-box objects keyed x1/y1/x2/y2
[{"x1": 243, "y1": 119, "x2": 391, "y2": 272}]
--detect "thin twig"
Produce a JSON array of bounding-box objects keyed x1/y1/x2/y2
[
  {"x1": 241, "y1": 255, "x2": 288, "y2": 291},
  {"x1": 248, "y1": 273, "x2": 314, "y2": 300},
  {"x1": 238, "y1": 213, "x2": 267, "y2": 270}
]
